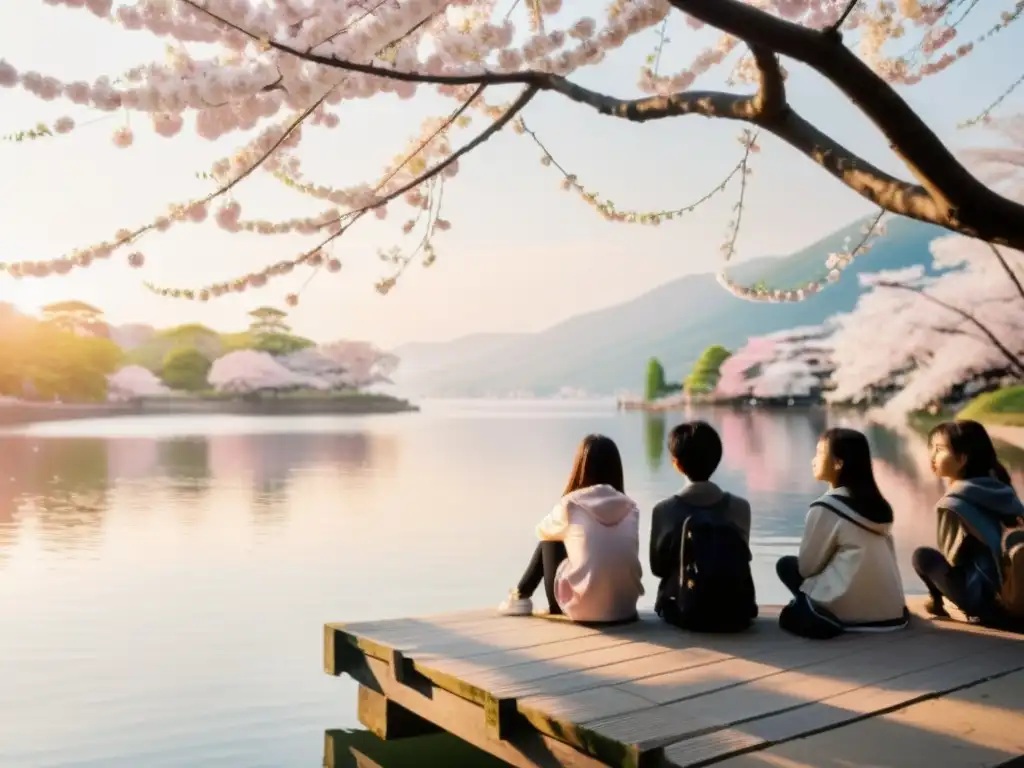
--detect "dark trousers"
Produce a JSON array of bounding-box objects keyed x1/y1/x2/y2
[
  {"x1": 516, "y1": 541, "x2": 567, "y2": 614},
  {"x1": 776, "y1": 555, "x2": 804, "y2": 598},
  {"x1": 775, "y1": 555, "x2": 845, "y2": 639},
  {"x1": 912, "y1": 546, "x2": 993, "y2": 620}
]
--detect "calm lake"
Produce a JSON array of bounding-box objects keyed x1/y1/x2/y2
[{"x1": 3, "y1": 400, "x2": 1024, "y2": 767}]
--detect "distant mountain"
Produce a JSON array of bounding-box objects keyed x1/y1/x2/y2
[
  {"x1": 395, "y1": 332, "x2": 525, "y2": 386},
  {"x1": 392, "y1": 216, "x2": 947, "y2": 397}
]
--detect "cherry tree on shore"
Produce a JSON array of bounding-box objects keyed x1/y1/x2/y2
[
  {"x1": 1, "y1": 0, "x2": 1024, "y2": 311},
  {"x1": 208, "y1": 348, "x2": 328, "y2": 393},
  {"x1": 828, "y1": 234, "x2": 1024, "y2": 413},
  {"x1": 714, "y1": 335, "x2": 778, "y2": 398},
  {"x1": 107, "y1": 364, "x2": 171, "y2": 399},
  {"x1": 714, "y1": 324, "x2": 833, "y2": 399}
]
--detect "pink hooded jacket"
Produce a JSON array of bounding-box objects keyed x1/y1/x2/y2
[{"x1": 536, "y1": 484, "x2": 644, "y2": 623}]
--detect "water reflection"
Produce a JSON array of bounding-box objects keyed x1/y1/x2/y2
[
  {"x1": 325, "y1": 729, "x2": 504, "y2": 768},
  {"x1": 643, "y1": 414, "x2": 666, "y2": 472},
  {"x1": 0, "y1": 422, "x2": 390, "y2": 561},
  {"x1": 0, "y1": 438, "x2": 111, "y2": 558},
  {"x1": 1, "y1": 405, "x2": 1023, "y2": 767},
  {"x1": 716, "y1": 408, "x2": 828, "y2": 496}
]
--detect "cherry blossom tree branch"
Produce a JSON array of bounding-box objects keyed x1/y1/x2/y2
[
  {"x1": 147, "y1": 84, "x2": 531, "y2": 298},
  {"x1": 668, "y1": 0, "x2": 1024, "y2": 247},
  {"x1": 875, "y1": 280, "x2": 1024, "y2": 375},
  {"x1": 180, "y1": 0, "x2": 1024, "y2": 249}
]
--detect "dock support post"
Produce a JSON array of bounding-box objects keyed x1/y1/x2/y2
[
  {"x1": 357, "y1": 685, "x2": 442, "y2": 741},
  {"x1": 484, "y1": 695, "x2": 518, "y2": 741}
]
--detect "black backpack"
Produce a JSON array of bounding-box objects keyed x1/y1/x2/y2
[{"x1": 668, "y1": 495, "x2": 756, "y2": 632}]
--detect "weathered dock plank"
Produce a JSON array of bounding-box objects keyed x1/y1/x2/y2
[
  {"x1": 324, "y1": 598, "x2": 1024, "y2": 768},
  {"x1": 705, "y1": 669, "x2": 1024, "y2": 767}
]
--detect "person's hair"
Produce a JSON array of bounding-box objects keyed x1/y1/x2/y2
[
  {"x1": 928, "y1": 419, "x2": 1012, "y2": 485},
  {"x1": 562, "y1": 434, "x2": 625, "y2": 495},
  {"x1": 668, "y1": 421, "x2": 723, "y2": 482},
  {"x1": 820, "y1": 427, "x2": 892, "y2": 515}
]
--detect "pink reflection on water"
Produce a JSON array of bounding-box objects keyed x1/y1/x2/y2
[{"x1": 718, "y1": 409, "x2": 823, "y2": 495}]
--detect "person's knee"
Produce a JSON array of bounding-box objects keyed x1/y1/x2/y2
[
  {"x1": 912, "y1": 546, "x2": 944, "y2": 575},
  {"x1": 776, "y1": 555, "x2": 798, "y2": 580}
]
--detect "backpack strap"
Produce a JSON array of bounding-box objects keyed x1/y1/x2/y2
[
  {"x1": 814, "y1": 496, "x2": 885, "y2": 537},
  {"x1": 678, "y1": 514, "x2": 695, "y2": 593}
]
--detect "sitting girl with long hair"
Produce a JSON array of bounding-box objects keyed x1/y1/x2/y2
[
  {"x1": 914, "y1": 420, "x2": 1024, "y2": 626},
  {"x1": 498, "y1": 434, "x2": 643, "y2": 624},
  {"x1": 776, "y1": 427, "x2": 908, "y2": 639}
]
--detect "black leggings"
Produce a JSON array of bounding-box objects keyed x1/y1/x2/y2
[
  {"x1": 516, "y1": 541, "x2": 567, "y2": 614},
  {"x1": 912, "y1": 546, "x2": 993, "y2": 620},
  {"x1": 776, "y1": 555, "x2": 804, "y2": 598}
]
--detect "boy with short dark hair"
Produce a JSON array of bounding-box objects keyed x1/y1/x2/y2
[{"x1": 650, "y1": 420, "x2": 756, "y2": 630}]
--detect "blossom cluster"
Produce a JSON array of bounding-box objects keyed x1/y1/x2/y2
[
  {"x1": 714, "y1": 325, "x2": 834, "y2": 400},
  {"x1": 207, "y1": 340, "x2": 398, "y2": 393},
  {"x1": 827, "y1": 234, "x2": 1024, "y2": 413}
]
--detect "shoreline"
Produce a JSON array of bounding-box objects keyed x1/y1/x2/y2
[
  {"x1": 0, "y1": 394, "x2": 418, "y2": 427},
  {"x1": 618, "y1": 396, "x2": 831, "y2": 412}
]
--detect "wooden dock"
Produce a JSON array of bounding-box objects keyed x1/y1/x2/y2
[{"x1": 323, "y1": 598, "x2": 1024, "y2": 767}]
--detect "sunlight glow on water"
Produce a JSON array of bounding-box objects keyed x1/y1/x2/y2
[{"x1": 2, "y1": 401, "x2": 1022, "y2": 767}]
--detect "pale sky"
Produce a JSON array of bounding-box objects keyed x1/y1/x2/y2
[{"x1": 0, "y1": 3, "x2": 1020, "y2": 348}]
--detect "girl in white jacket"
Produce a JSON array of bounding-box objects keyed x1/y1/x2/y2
[
  {"x1": 776, "y1": 427, "x2": 909, "y2": 638},
  {"x1": 498, "y1": 434, "x2": 644, "y2": 623}
]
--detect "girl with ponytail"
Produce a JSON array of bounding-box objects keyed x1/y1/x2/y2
[{"x1": 913, "y1": 420, "x2": 1023, "y2": 625}]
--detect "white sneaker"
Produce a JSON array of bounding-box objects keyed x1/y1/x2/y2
[{"x1": 497, "y1": 590, "x2": 533, "y2": 616}]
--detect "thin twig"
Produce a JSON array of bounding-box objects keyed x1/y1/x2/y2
[
  {"x1": 827, "y1": 0, "x2": 861, "y2": 33},
  {"x1": 987, "y1": 241, "x2": 1024, "y2": 304},
  {"x1": 959, "y1": 70, "x2": 1024, "y2": 129},
  {"x1": 521, "y1": 119, "x2": 747, "y2": 222},
  {"x1": 720, "y1": 132, "x2": 758, "y2": 262},
  {"x1": 150, "y1": 85, "x2": 534, "y2": 298}
]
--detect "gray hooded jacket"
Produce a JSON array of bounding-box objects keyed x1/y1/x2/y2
[{"x1": 939, "y1": 477, "x2": 1024, "y2": 586}]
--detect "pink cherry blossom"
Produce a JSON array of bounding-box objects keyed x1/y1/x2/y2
[{"x1": 111, "y1": 126, "x2": 134, "y2": 148}]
